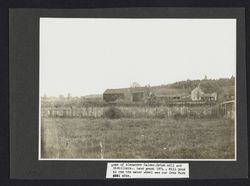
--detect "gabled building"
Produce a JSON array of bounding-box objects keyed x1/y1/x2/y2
[
  {"x1": 103, "y1": 87, "x2": 150, "y2": 102},
  {"x1": 191, "y1": 86, "x2": 204, "y2": 101},
  {"x1": 191, "y1": 86, "x2": 217, "y2": 101}
]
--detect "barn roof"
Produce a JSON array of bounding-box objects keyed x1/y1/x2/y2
[
  {"x1": 104, "y1": 86, "x2": 149, "y2": 94},
  {"x1": 103, "y1": 88, "x2": 131, "y2": 94}
]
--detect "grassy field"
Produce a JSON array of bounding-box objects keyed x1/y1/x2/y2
[{"x1": 41, "y1": 117, "x2": 235, "y2": 159}]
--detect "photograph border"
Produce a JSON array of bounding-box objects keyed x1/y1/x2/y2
[{"x1": 9, "y1": 7, "x2": 247, "y2": 179}]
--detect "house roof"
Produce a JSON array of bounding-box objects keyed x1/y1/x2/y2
[{"x1": 191, "y1": 86, "x2": 204, "y2": 93}]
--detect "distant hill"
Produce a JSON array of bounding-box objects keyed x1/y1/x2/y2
[
  {"x1": 138, "y1": 77, "x2": 235, "y2": 101},
  {"x1": 84, "y1": 94, "x2": 102, "y2": 98},
  {"x1": 167, "y1": 77, "x2": 235, "y2": 93}
]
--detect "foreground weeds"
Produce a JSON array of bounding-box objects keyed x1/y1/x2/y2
[{"x1": 41, "y1": 117, "x2": 235, "y2": 159}]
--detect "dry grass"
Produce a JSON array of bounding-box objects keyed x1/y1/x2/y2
[{"x1": 41, "y1": 117, "x2": 235, "y2": 159}]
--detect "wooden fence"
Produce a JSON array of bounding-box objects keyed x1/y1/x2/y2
[{"x1": 41, "y1": 104, "x2": 225, "y2": 119}]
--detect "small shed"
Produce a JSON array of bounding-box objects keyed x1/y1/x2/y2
[
  {"x1": 222, "y1": 86, "x2": 235, "y2": 101},
  {"x1": 201, "y1": 92, "x2": 217, "y2": 101},
  {"x1": 220, "y1": 100, "x2": 235, "y2": 120}
]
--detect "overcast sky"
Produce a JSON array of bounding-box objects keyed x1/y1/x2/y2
[{"x1": 40, "y1": 18, "x2": 236, "y2": 97}]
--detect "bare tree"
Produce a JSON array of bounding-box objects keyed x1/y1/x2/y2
[{"x1": 130, "y1": 82, "x2": 141, "y2": 88}]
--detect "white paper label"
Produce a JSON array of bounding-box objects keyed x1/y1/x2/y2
[{"x1": 106, "y1": 162, "x2": 189, "y2": 179}]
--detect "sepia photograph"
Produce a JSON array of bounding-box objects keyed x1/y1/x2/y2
[{"x1": 39, "y1": 18, "x2": 236, "y2": 160}]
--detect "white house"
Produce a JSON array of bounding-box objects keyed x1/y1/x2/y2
[{"x1": 191, "y1": 86, "x2": 204, "y2": 101}]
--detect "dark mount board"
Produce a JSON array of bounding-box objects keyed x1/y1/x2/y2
[{"x1": 9, "y1": 8, "x2": 247, "y2": 179}]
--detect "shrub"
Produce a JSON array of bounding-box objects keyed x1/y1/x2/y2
[
  {"x1": 173, "y1": 112, "x2": 183, "y2": 120},
  {"x1": 103, "y1": 107, "x2": 123, "y2": 119},
  {"x1": 155, "y1": 111, "x2": 166, "y2": 118}
]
